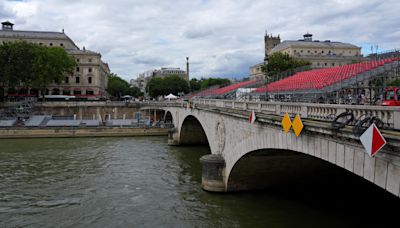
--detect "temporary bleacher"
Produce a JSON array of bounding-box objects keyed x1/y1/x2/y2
[
  {"x1": 0, "y1": 118, "x2": 17, "y2": 127},
  {"x1": 255, "y1": 58, "x2": 400, "y2": 94},
  {"x1": 25, "y1": 115, "x2": 50, "y2": 127},
  {"x1": 190, "y1": 79, "x2": 261, "y2": 99},
  {"x1": 81, "y1": 120, "x2": 101, "y2": 127},
  {"x1": 106, "y1": 119, "x2": 134, "y2": 127},
  {"x1": 46, "y1": 120, "x2": 82, "y2": 127}
]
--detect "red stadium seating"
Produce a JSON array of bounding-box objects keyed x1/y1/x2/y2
[
  {"x1": 189, "y1": 79, "x2": 261, "y2": 98},
  {"x1": 255, "y1": 58, "x2": 400, "y2": 93}
]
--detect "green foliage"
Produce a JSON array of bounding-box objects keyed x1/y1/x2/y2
[
  {"x1": 190, "y1": 78, "x2": 201, "y2": 91},
  {"x1": 0, "y1": 41, "x2": 39, "y2": 87},
  {"x1": 388, "y1": 79, "x2": 400, "y2": 87},
  {"x1": 147, "y1": 75, "x2": 189, "y2": 98},
  {"x1": 107, "y1": 73, "x2": 143, "y2": 99},
  {"x1": 32, "y1": 46, "x2": 76, "y2": 96},
  {"x1": 200, "y1": 78, "x2": 230, "y2": 89},
  {"x1": 189, "y1": 77, "x2": 231, "y2": 92},
  {"x1": 266, "y1": 52, "x2": 311, "y2": 76},
  {"x1": 0, "y1": 41, "x2": 76, "y2": 98}
]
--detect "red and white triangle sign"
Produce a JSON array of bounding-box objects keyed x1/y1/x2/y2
[
  {"x1": 359, "y1": 123, "x2": 386, "y2": 157},
  {"x1": 249, "y1": 111, "x2": 256, "y2": 124}
]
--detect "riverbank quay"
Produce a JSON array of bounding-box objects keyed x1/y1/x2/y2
[{"x1": 0, "y1": 127, "x2": 169, "y2": 139}]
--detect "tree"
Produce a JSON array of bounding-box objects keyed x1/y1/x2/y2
[
  {"x1": 107, "y1": 73, "x2": 129, "y2": 99},
  {"x1": 0, "y1": 41, "x2": 76, "y2": 101},
  {"x1": 200, "y1": 78, "x2": 231, "y2": 89},
  {"x1": 190, "y1": 78, "x2": 201, "y2": 91},
  {"x1": 106, "y1": 73, "x2": 142, "y2": 99},
  {"x1": 0, "y1": 41, "x2": 38, "y2": 89},
  {"x1": 32, "y1": 46, "x2": 76, "y2": 99},
  {"x1": 265, "y1": 52, "x2": 311, "y2": 76},
  {"x1": 147, "y1": 75, "x2": 189, "y2": 98}
]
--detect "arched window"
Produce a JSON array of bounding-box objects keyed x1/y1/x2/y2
[{"x1": 52, "y1": 88, "x2": 60, "y2": 95}]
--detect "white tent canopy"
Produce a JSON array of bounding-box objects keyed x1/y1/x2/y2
[{"x1": 165, "y1": 93, "x2": 178, "y2": 100}]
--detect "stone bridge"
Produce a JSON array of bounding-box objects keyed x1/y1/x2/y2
[{"x1": 148, "y1": 99, "x2": 400, "y2": 197}]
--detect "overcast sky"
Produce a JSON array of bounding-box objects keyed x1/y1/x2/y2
[{"x1": 1, "y1": 0, "x2": 399, "y2": 81}]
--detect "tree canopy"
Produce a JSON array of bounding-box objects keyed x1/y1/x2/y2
[
  {"x1": 107, "y1": 73, "x2": 143, "y2": 99},
  {"x1": 265, "y1": 52, "x2": 311, "y2": 76},
  {"x1": 189, "y1": 77, "x2": 231, "y2": 92},
  {"x1": 0, "y1": 41, "x2": 76, "y2": 98},
  {"x1": 147, "y1": 75, "x2": 189, "y2": 98}
]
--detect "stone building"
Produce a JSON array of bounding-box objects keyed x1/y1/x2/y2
[
  {"x1": 249, "y1": 63, "x2": 265, "y2": 80},
  {"x1": 131, "y1": 67, "x2": 187, "y2": 95},
  {"x1": 265, "y1": 32, "x2": 362, "y2": 68},
  {"x1": 0, "y1": 21, "x2": 110, "y2": 98},
  {"x1": 250, "y1": 32, "x2": 362, "y2": 80}
]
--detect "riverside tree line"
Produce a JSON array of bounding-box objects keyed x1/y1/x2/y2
[
  {"x1": 0, "y1": 41, "x2": 234, "y2": 101},
  {"x1": 0, "y1": 41, "x2": 76, "y2": 100}
]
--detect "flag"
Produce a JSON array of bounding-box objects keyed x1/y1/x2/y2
[{"x1": 249, "y1": 111, "x2": 256, "y2": 124}]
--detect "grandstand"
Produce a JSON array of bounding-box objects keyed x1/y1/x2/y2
[
  {"x1": 254, "y1": 57, "x2": 400, "y2": 103},
  {"x1": 189, "y1": 79, "x2": 263, "y2": 99}
]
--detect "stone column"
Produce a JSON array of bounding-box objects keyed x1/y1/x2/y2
[
  {"x1": 200, "y1": 154, "x2": 226, "y2": 192},
  {"x1": 167, "y1": 128, "x2": 180, "y2": 146}
]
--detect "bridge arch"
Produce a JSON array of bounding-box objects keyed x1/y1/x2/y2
[
  {"x1": 164, "y1": 111, "x2": 173, "y2": 125},
  {"x1": 179, "y1": 115, "x2": 209, "y2": 145}
]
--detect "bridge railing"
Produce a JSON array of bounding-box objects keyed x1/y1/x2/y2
[{"x1": 193, "y1": 99, "x2": 400, "y2": 130}]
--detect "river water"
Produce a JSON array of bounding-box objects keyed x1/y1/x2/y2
[{"x1": 0, "y1": 137, "x2": 398, "y2": 227}]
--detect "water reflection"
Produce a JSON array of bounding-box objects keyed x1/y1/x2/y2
[{"x1": 0, "y1": 137, "x2": 398, "y2": 227}]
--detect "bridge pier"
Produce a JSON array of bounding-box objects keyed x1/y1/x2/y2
[
  {"x1": 167, "y1": 128, "x2": 180, "y2": 146},
  {"x1": 200, "y1": 154, "x2": 226, "y2": 192}
]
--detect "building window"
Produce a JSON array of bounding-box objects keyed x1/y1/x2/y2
[
  {"x1": 49, "y1": 43, "x2": 53, "y2": 46},
  {"x1": 76, "y1": 77, "x2": 80, "y2": 83},
  {"x1": 77, "y1": 58, "x2": 80, "y2": 62},
  {"x1": 52, "y1": 88, "x2": 60, "y2": 95},
  {"x1": 86, "y1": 90, "x2": 94, "y2": 95},
  {"x1": 60, "y1": 43, "x2": 64, "y2": 47},
  {"x1": 88, "y1": 68, "x2": 92, "y2": 73},
  {"x1": 300, "y1": 50, "x2": 303, "y2": 53},
  {"x1": 76, "y1": 67, "x2": 80, "y2": 72},
  {"x1": 65, "y1": 77, "x2": 69, "y2": 83},
  {"x1": 88, "y1": 58, "x2": 92, "y2": 62},
  {"x1": 317, "y1": 62, "x2": 320, "y2": 66},
  {"x1": 294, "y1": 50, "x2": 297, "y2": 53},
  {"x1": 322, "y1": 51, "x2": 324, "y2": 54},
  {"x1": 307, "y1": 50, "x2": 310, "y2": 53},
  {"x1": 88, "y1": 77, "x2": 92, "y2": 84},
  {"x1": 324, "y1": 63, "x2": 328, "y2": 66},
  {"x1": 63, "y1": 90, "x2": 70, "y2": 95},
  {"x1": 331, "y1": 63, "x2": 335, "y2": 66},
  {"x1": 314, "y1": 50, "x2": 317, "y2": 53},
  {"x1": 73, "y1": 90, "x2": 81, "y2": 95},
  {"x1": 39, "y1": 42, "x2": 43, "y2": 45}
]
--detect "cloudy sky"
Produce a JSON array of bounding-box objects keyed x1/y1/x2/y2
[{"x1": 1, "y1": 0, "x2": 399, "y2": 81}]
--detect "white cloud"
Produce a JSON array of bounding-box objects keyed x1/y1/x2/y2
[{"x1": 1, "y1": 0, "x2": 399, "y2": 81}]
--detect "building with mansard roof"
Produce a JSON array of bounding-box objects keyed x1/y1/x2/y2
[
  {"x1": 0, "y1": 21, "x2": 110, "y2": 98},
  {"x1": 250, "y1": 32, "x2": 362, "y2": 80}
]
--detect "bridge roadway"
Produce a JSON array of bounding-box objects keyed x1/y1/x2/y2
[{"x1": 145, "y1": 99, "x2": 400, "y2": 197}]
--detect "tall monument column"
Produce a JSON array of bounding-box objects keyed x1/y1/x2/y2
[{"x1": 186, "y1": 57, "x2": 189, "y2": 81}]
